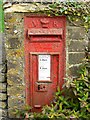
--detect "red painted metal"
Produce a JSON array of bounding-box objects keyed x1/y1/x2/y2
[{"x1": 24, "y1": 16, "x2": 66, "y2": 112}]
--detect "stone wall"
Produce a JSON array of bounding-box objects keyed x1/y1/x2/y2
[
  {"x1": 5, "y1": 13, "x2": 25, "y2": 117},
  {"x1": 0, "y1": 33, "x2": 8, "y2": 119},
  {"x1": 66, "y1": 25, "x2": 88, "y2": 77},
  {"x1": 4, "y1": 2, "x2": 88, "y2": 118},
  {"x1": 0, "y1": 1, "x2": 8, "y2": 118}
]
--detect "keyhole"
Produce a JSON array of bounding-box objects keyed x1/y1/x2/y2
[{"x1": 38, "y1": 85, "x2": 40, "y2": 90}]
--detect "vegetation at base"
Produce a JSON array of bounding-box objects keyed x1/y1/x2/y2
[
  {"x1": 41, "y1": 55, "x2": 90, "y2": 119},
  {"x1": 14, "y1": 53, "x2": 90, "y2": 119}
]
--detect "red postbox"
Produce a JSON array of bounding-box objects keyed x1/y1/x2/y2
[{"x1": 24, "y1": 16, "x2": 66, "y2": 112}]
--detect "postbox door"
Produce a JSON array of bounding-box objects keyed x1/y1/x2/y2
[{"x1": 30, "y1": 53, "x2": 59, "y2": 112}]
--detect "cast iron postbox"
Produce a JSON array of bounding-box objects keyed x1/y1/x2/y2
[{"x1": 24, "y1": 16, "x2": 66, "y2": 112}]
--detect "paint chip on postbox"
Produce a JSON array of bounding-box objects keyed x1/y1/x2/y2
[{"x1": 38, "y1": 55, "x2": 50, "y2": 81}]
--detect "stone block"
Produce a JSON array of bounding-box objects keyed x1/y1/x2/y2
[
  {"x1": 0, "y1": 101, "x2": 7, "y2": 109},
  {"x1": 0, "y1": 33, "x2": 6, "y2": 64},
  {"x1": 7, "y1": 0, "x2": 90, "y2": 3},
  {"x1": 8, "y1": 108, "x2": 17, "y2": 118},
  {"x1": 69, "y1": 66, "x2": 80, "y2": 77},
  {"x1": 7, "y1": 58, "x2": 24, "y2": 71},
  {"x1": 7, "y1": 76, "x2": 23, "y2": 86},
  {"x1": 6, "y1": 49, "x2": 24, "y2": 61},
  {"x1": 69, "y1": 53, "x2": 85, "y2": 65},
  {"x1": 10, "y1": 0, "x2": 56, "y2": 3},
  {"x1": 7, "y1": 61, "x2": 17, "y2": 70},
  {"x1": 1, "y1": 64, "x2": 7, "y2": 74},
  {"x1": 0, "y1": 33, "x2": 3, "y2": 64},
  {"x1": 0, "y1": 63, "x2": 7, "y2": 74},
  {"x1": 0, "y1": 65, "x2": 3, "y2": 73},
  {"x1": 8, "y1": 96, "x2": 25, "y2": 108},
  {"x1": 0, "y1": 109, "x2": 8, "y2": 117},
  {"x1": 67, "y1": 26, "x2": 86, "y2": 40},
  {"x1": 2, "y1": 49, "x2": 6, "y2": 63},
  {"x1": 89, "y1": 41, "x2": 90, "y2": 51},
  {"x1": 8, "y1": 37, "x2": 20, "y2": 49},
  {"x1": 68, "y1": 40, "x2": 86, "y2": 52},
  {"x1": 0, "y1": 109, "x2": 2, "y2": 118},
  {"x1": 88, "y1": 29, "x2": 90, "y2": 39},
  {"x1": 0, "y1": 73, "x2": 6, "y2": 83},
  {"x1": 7, "y1": 85, "x2": 25, "y2": 96},
  {"x1": 0, "y1": 83, "x2": 7, "y2": 92},
  {"x1": 0, "y1": 93, "x2": 7, "y2": 101}
]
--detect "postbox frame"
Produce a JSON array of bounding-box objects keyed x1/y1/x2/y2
[{"x1": 24, "y1": 15, "x2": 66, "y2": 111}]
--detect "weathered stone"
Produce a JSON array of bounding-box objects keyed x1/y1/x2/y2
[
  {"x1": 6, "y1": 50, "x2": 24, "y2": 62},
  {"x1": 8, "y1": 37, "x2": 20, "y2": 49},
  {"x1": 1, "y1": 64, "x2": 7, "y2": 73},
  {"x1": 0, "y1": 73, "x2": 6, "y2": 83},
  {"x1": 0, "y1": 33, "x2": 6, "y2": 64},
  {"x1": 67, "y1": 26, "x2": 86, "y2": 40},
  {"x1": 7, "y1": 76, "x2": 24, "y2": 86},
  {"x1": 69, "y1": 53, "x2": 85, "y2": 65},
  {"x1": 0, "y1": 83, "x2": 7, "y2": 92},
  {"x1": 68, "y1": 40, "x2": 86, "y2": 52},
  {"x1": 0, "y1": 41, "x2": 3, "y2": 65},
  {"x1": 88, "y1": 29, "x2": 90, "y2": 39},
  {"x1": 0, "y1": 93, "x2": 7, "y2": 101},
  {"x1": 88, "y1": 29, "x2": 90, "y2": 52},
  {"x1": 0, "y1": 109, "x2": 8, "y2": 117},
  {"x1": 8, "y1": 96, "x2": 25, "y2": 109},
  {"x1": 69, "y1": 66, "x2": 80, "y2": 77},
  {"x1": 4, "y1": 3, "x2": 49, "y2": 13},
  {"x1": 8, "y1": 68, "x2": 18, "y2": 75},
  {"x1": 7, "y1": 85, "x2": 25, "y2": 96},
  {"x1": 0, "y1": 102, "x2": 7, "y2": 109},
  {"x1": 7, "y1": 61, "x2": 17, "y2": 70},
  {"x1": 0, "y1": 64, "x2": 7, "y2": 75},
  {"x1": 0, "y1": 109, "x2": 2, "y2": 118},
  {"x1": 8, "y1": 108, "x2": 17, "y2": 118},
  {"x1": 89, "y1": 41, "x2": 90, "y2": 52},
  {"x1": 4, "y1": 0, "x2": 59, "y2": 3}
]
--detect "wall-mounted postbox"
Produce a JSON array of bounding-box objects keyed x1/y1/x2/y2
[{"x1": 24, "y1": 16, "x2": 66, "y2": 112}]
